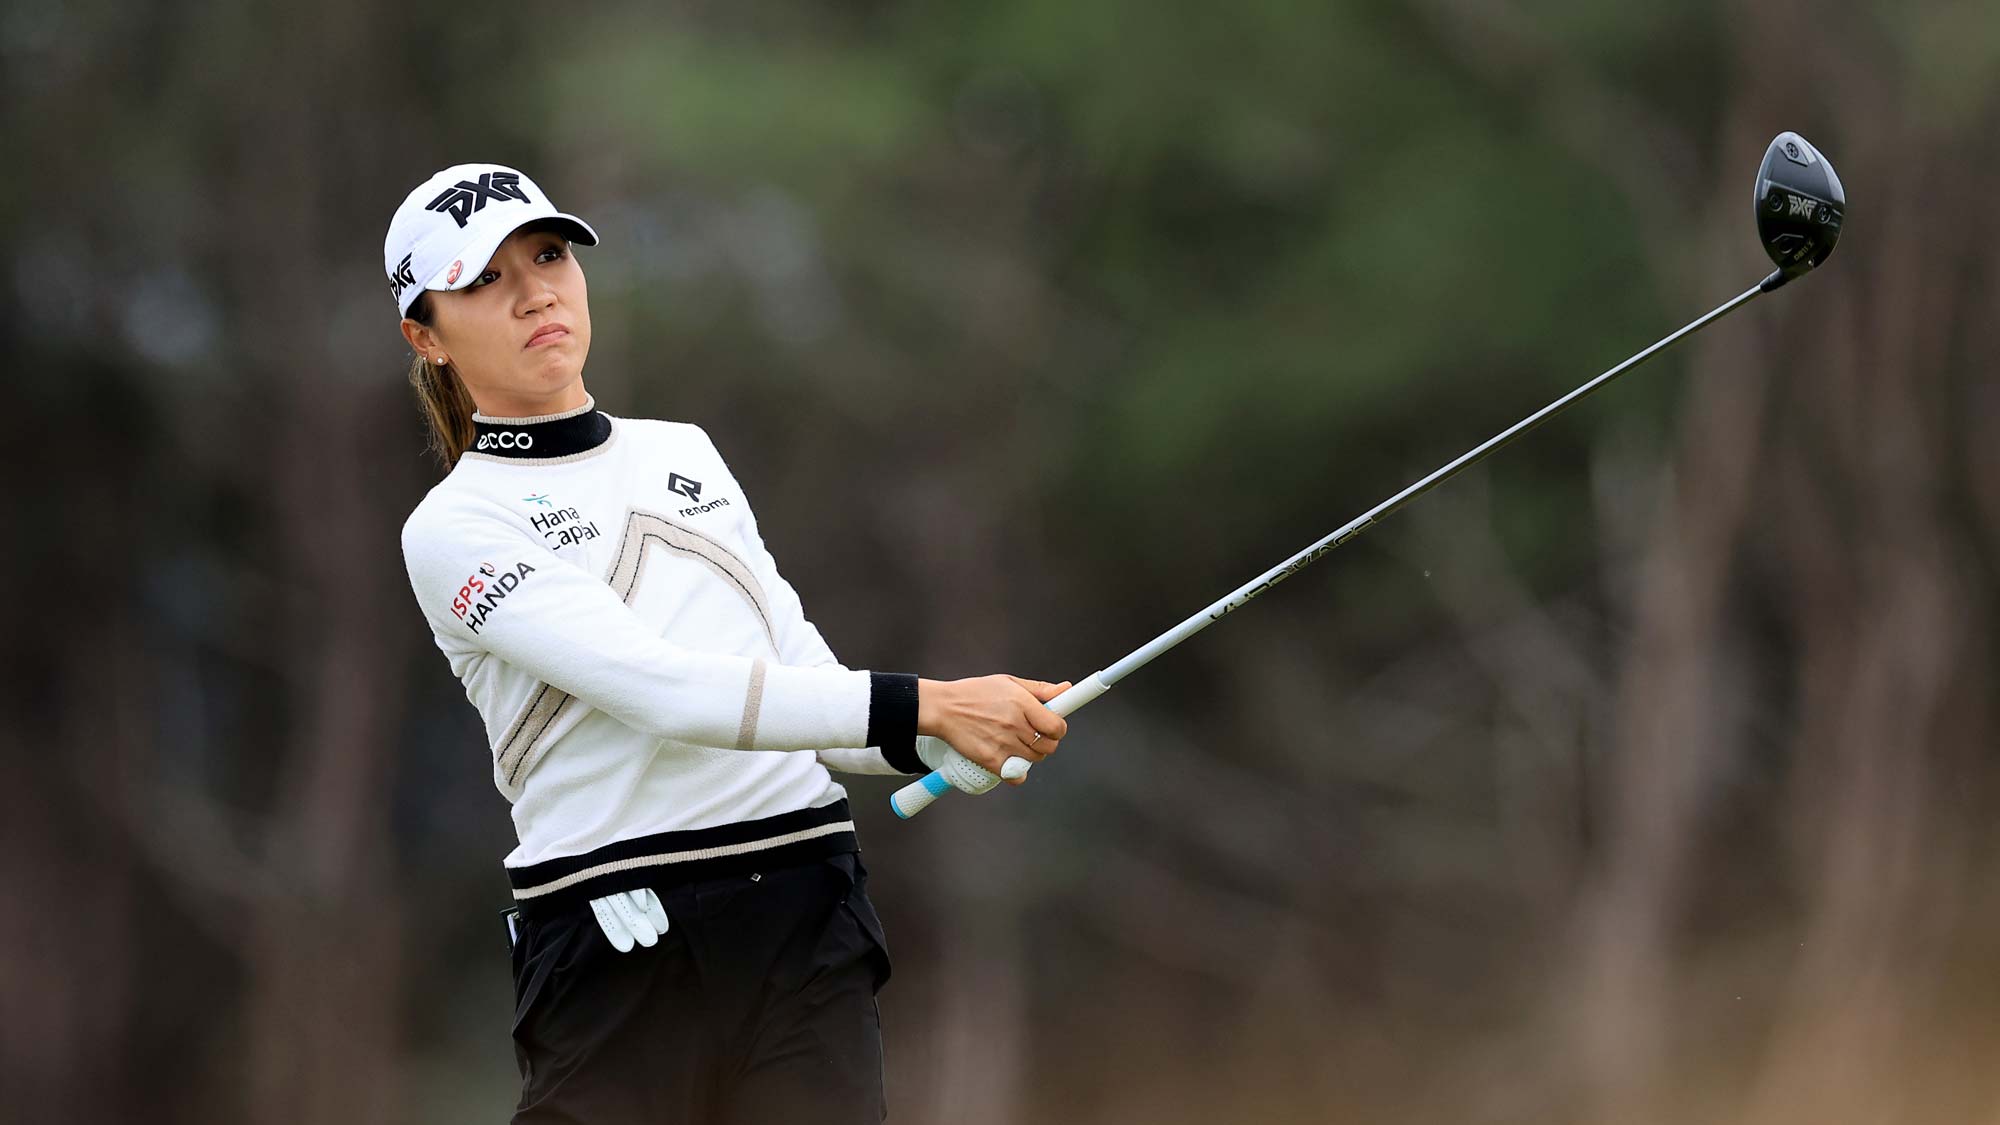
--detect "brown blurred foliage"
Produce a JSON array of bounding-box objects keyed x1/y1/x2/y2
[{"x1": 2, "y1": 0, "x2": 1995, "y2": 1122}]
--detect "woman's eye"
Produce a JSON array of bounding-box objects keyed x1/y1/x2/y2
[
  {"x1": 472, "y1": 270, "x2": 500, "y2": 288},
  {"x1": 537, "y1": 245, "x2": 566, "y2": 264}
]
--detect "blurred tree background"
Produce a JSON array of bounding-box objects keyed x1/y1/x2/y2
[{"x1": 4, "y1": 0, "x2": 1997, "y2": 1121}]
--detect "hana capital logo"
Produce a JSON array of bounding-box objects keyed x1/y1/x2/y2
[{"x1": 523, "y1": 492, "x2": 599, "y2": 549}]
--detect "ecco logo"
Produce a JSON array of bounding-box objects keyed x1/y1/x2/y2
[
  {"x1": 388, "y1": 253, "x2": 416, "y2": 299},
  {"x1": 426, "y1": 171, "x2": 532, "y2": 229},
  {"x1": 477, "y1": 431, "x2": 534, "y2": 451}
]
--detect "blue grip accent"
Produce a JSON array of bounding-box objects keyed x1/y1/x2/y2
[{"x1": 890, "y1": 771, "x2": 954, "y2": 820}]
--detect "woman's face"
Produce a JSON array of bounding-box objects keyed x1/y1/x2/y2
[{"x1": 403, "y1": 224, "x2": 593, "y2": 415}]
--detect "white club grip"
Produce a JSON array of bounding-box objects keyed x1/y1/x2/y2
[
  {"x1": 890, "y1": 673, "x2": 1109, "y2": 820},
  {"x1": 889, "y1": 748, "x2": 998, "y2": 818},
  {"x1": 888, "y1": 773, "x2": 948, "y2": 819},
  {"x1": 941, "y1": 748, "x2": 1005, "y2": 795}
]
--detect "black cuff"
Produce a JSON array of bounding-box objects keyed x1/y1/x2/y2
[{"x1": 866, "y1": 672, "x2": 923, "y2": 774}]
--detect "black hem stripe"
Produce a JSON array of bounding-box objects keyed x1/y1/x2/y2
[
  {"x1": 867, "y1": 673, "x2": 923, "y2": 774},
  {"x1": 507, "y1": 800, "x2": 856, "y2": 913}
]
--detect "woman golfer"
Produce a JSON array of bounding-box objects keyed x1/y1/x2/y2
[{"x1": 388, "y1": 163, "x2": 1067, "y2": 1123}]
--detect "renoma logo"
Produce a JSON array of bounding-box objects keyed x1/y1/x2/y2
[
  {"x1": 668, "y1": 472, "x2": 732, "y2": 518},
  {"x1": 477, "y1": 431, "x2": 534, "y2": 452},
  {"x1": 388, "y1": 253, "x2": 416, "y2": 300},
  {"x1": 426, "y1": 171, "x2": 532, "y2": 229}
]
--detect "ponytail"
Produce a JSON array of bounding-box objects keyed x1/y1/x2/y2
[{"x1": 403, "y1": 293, "x2": 478, "y2": 469}]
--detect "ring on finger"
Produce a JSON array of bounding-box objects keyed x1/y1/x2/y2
[{"x1": 1031, "y1": 732, "x2": 1043, "y2": 745}]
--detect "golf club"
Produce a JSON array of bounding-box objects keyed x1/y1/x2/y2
[{"x1": 892, "y1": 130, "x2": 1846, "y2": 819}]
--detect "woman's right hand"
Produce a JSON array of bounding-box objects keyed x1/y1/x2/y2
[{"x1": 916, "y1": 676, "x2": 1070, "y2": 784}]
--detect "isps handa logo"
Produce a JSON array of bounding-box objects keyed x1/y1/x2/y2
[{"x1": 450, "y1": 561, "x2": 538, "y2": 635}]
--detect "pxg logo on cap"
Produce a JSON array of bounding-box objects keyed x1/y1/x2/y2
[
  {"x1": 383, "y1": 162, "x2": 600, "y2": 317},
  {"x1": 426, "y1": 171, "x2": 531, "y2": 228}
]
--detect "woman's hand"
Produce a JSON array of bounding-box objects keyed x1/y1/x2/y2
[{"x1": 916, "y1": 676, "x2": 1070, "y2": 785}]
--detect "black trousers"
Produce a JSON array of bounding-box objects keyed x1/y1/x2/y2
[{"x1": 508, "y1": 852, "x2": 892, "y2": 1124}]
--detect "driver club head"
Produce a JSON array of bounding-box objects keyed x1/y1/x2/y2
[{"x1": 1756, "y1": 132, "x2": 1845, "y2": 289}]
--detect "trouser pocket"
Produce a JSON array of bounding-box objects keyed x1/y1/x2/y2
[
  {"x1": 510, "y1": 908, "x2": 590, "y2": 1043},
  {"x1": 825, "y1": 852, "x2": 892, "y2": 991}
]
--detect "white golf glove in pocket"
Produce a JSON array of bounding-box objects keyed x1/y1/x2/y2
[{"x1": 589, "y1": 888, "x2": 670, "y2": 953}]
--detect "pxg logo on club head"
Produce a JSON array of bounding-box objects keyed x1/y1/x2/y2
[{"x1": 1755, "y1": 131, "x2": 1845, "y2": 290}]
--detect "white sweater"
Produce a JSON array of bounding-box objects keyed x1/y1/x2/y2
[{"x1": 400, "y1": 397, "x2": 920, "y2": 907}]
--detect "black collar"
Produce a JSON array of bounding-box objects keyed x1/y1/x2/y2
[{"x1": 469, "y1": 397, "x2": 613, "y2": 459}]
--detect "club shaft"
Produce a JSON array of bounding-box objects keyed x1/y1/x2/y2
[
  {"x1": 892, "y1": 280, "x2": 1765, "y2": 819},
  {"x1": 1094, "y1": 281, "x2": 1766, "y2": 689}
]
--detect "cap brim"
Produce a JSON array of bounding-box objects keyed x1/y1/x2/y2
[{"x1": 421, "y1": 212, "x2": 600, "y2": 294}]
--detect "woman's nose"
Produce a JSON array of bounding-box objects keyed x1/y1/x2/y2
[{"x1": 516, "y1": 283, "x2": 556, "y2": 316}]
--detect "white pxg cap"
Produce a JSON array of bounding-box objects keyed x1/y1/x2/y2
[{"x1": 384, "y1": 162, "x2": 599, "y2": 317}]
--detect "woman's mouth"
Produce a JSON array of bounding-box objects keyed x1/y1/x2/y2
[{"x1": 526, "y1": 324, "x2": 570, "y2": 348}]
